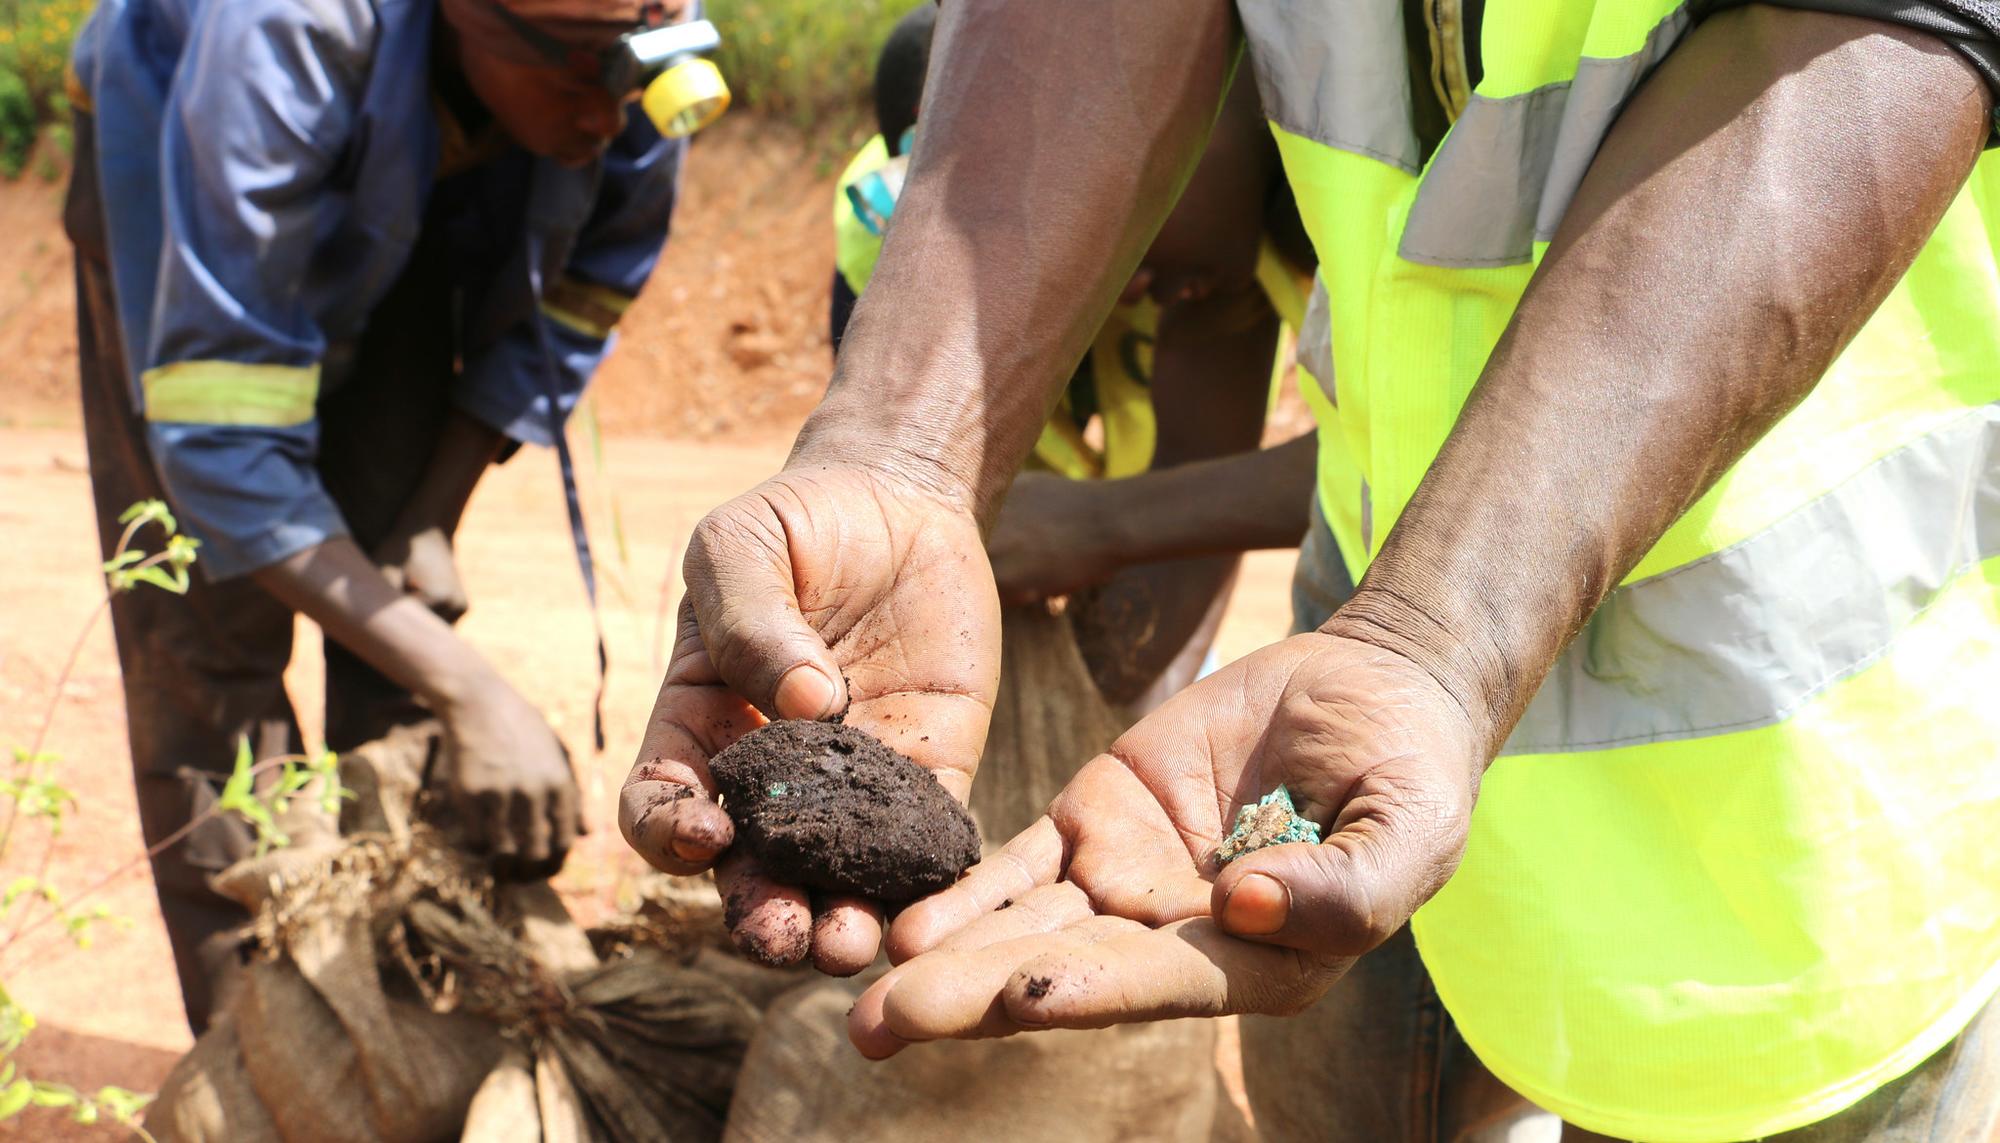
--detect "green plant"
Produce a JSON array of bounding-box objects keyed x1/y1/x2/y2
[
  {"x1": 0, "y1": 67, "x2": 30, "y2": 178},
  {"x1": 706, "y1": 0, "x2": 917, "y2": 137},
  {"x1": 0, "y1": 0, "x2": 89, "y2": 180},
  {"x1": 0, "y1": 500, "x2": 349, "y2": 1138}
]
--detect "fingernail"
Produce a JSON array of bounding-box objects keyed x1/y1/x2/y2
[
  {"x1": 671, "y1": 836, "x2": 718, "y2": 864},
  {"x1": 1220, "y1": 873, "x2": 1290, "y2": 936},
  {"x1": 776, "y1": 664, "x2": 840, "y2": 720}
]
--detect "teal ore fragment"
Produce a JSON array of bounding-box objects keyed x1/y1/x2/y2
[{"x1": 1216, "y1": 785, "x2": 1322, "y2": 864}]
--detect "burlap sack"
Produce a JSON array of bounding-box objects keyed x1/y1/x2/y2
[
  {"x1": 145, "y1": 1022, "x2": 282, "y2": 1143},
  {"x1": 148, "y1": 724, "x2": 762, "y2": 1143},
  {"x1": 726, "y1": 974, "x2": 1218, "y2": 1143},
  {"x1": 971, "y1": 602, "x2": 1132, "y2": 842},
  {"x1": 727, "y1": 603, "x2": 1224, "y2": 1143}
]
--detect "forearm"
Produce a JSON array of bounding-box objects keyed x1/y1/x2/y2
[
  {"x1": 1327, "y1": 10, "x2": 1991, "y2": 753},
  {"x1": 792, "y1": 0, "x2": 1238, "y2": 521},
  {"x1": 1101, "y1": 434, "x2": 1316, "y2": 564},
  {"x1": 390, "y1": 408, "x2": 504, "y2": 540},
  {"x1": 253, "y1": 535, "x2": 495, "y2": 708}
]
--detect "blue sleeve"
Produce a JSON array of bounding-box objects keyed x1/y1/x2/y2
[
  {"x1": 454, "y1": 108, "x2": 685, "y2": 447},
  {"x1": 141, "y1": 0, "x2": 376, "y2": 578}
]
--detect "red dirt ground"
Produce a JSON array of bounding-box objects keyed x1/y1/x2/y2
[{"x1": 0, "y1": 117, "x2": 1299, "y2": 1139}]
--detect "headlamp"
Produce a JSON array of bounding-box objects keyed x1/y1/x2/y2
[
  {"x1": 612, "y1": 20, "x2": 732, "y2": 137},
  {"x1": 470, "y1": 0, "x2": 731, "y2": 138}
]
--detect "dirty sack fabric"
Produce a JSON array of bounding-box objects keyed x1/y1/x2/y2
[{"x1": 146, "y1": 724, "x2": 761, "y2": 1143}]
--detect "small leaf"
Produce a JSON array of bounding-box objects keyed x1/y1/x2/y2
[
  {"x1": 0, "y1": 1080, "x2": 32, "y2": 1119},
  {"x1": 95, "y1": 1087, "x2": 153, "y2": 1124},
  {"x1": 217, "y1": 739, "x2": 255, "y2": 811},
  {"x1": 30, "y1": 1081, "x2": 79, "y2": 1107},
  {"x1": 4, "y1": 876, "x2": 40, "y2": 909},
  {"x1": 116, "y1": 500, "x2": 170, "y2": 528},
  {"x1": 127, "y1": 565, "x2": 190, "y2": 595}
]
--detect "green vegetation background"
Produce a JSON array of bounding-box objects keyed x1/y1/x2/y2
[{"x1": 0, "y1": 0, "x2": 917, "y2": 179}]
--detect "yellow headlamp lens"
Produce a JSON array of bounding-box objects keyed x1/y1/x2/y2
[{"x1": 641, "y1": 58, "x2": 731, "y2": 138}]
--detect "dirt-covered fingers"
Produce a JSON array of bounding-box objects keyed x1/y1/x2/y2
[
  {"x1": 622, "y1": 668, "x2": 769, "y2": 874},
  {"x1": 490, "y1": 787, "x2": 561, "y2": 881},
  {"x1": 683, "y1": 497, "x2": 849, "y2": 722},
  {"x1": 811, "y1": 896, "x2": 885, "y2": 976},
  {"x1": 850, "y1": 884, "x2": 1096, "y2": 1058},
  {"x1": 867, "y1": 915, "x2": 1148, "y2": 1050},
  {"x1": 619, "y1": 775, "x2": 733, "y2": 875},
  {"x1": 886, "y1": 816, "x2": 1066, "y2": 962},
  {"x1": 549, "y1": 771, "x2": 581, "y2": 855},
  {"x1": 998, "y1": 918, "x2": 1353, "y2": 1029},
  {"x1": 718, "y1": 851, "x2": 813, "y2": 966}
]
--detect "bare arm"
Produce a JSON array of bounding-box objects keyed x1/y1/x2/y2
[
  {"x1": 1330, "y1": 9, "x2": 1993, "y2": 756},
  {"x1": 373, "y1": 409, "x2": 506, "y2": 622},
  {"x1": 993, "y1": 67, "x2": 1302, "y2": 701},
  {"x1": 254, "y1": 538, "x2": 489, "y2": 706},
  {"x1": 386, "y1": 408, "x2": 503, "y2": 542},
  {"x1": 788, "y1": 0, "x2": 1239, "y2": 521},
  {"x1": 627, "y1": 0, "x2": 1242, "y2": 973},
  {"x1": 852, "y1": 8, "x2": 2000, "y2": 1044},
  {"x1": 257, "y1": 535, "x2": 579, "y2": 872}
]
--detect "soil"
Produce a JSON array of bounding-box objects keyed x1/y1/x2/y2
[
  {"x1": 0, "y1": 114, "x2": 1299, "y2": 1139},
  {"x1": 708, "y1": 721, "x2": 980, "y2": 904}
]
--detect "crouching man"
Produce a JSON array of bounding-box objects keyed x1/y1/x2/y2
[{"x1": 66, "y1": 0, "x2": 692, "y2": 1033}]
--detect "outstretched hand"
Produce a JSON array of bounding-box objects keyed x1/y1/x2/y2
[
  {"x1": 846, "y1": 630, "x2": 1483, "y2": 1054},
  {"x1": 619, "y1": 464, "x2": 1001, "y2": 974}
]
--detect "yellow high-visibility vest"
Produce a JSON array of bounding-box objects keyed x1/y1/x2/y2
[{"x1": 1245, "y1": 1, "x2": 2000, "y2": 1138}]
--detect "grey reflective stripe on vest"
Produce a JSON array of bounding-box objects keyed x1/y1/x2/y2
[
  {"x1": 1504, "y1": 404, "x2": 2000, "y2": 754},
  {"x1": 1400, "y1": 5, "x2": 1694, "y2": 268},
  {"x1": 1299, "y1": 274, "x2": 1335, "y2": 389},
  {"x1": 1238, "y1": 0, "x2": 1422, "y2": 172}
]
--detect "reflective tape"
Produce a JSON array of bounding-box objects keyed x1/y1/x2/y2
[
  {"x1": 1239, "y1": 0, "x2": 1422, "y2": 172},
  {"x1": 1400, "y1": 5, "x2": 1693, "y2": 268},
  {"x1": 541, "y1": 276, "x2": 636, "y2": 341},
  {"x1": 1506, "y1": 403, "x2": 2000, "y2": 753},
  {"x1": 141, "y1": 360, "x2": 320, "y2": 428}
]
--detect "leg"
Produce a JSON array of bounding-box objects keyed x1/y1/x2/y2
[
  {"x1": 1239, "y1": 926, "x2": 1536, "y2": 1142},
  {"x1": 68, "y1": 114, "x2": 301, "y2": 1036},
  {"x1": 314, "y1": 225, "x2": 460, "y2": 751}
]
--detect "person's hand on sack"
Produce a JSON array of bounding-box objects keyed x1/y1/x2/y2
[
  {"x1": 985, "y1": 472, "x2": 1123, "y2": 605},
  {"x1": 619, "y1": 463, "x2": 1001, "y2": 974},
  {"x1": 439, "y1": 674, "x2": 583, "y2": 881},
  {"x1": 845, "y1": 627, "x2": 1484, "y2": 1054},
  {"x1": 376, "y1": 523, "x2": 470, "y2": 623}
]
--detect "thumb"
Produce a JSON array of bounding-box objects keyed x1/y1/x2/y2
[
  {"x1": 1210, "y1": 790, "x2": 1468, "y2": 957},
  {"x1": 684, "y1": 510, "x2": 848, "y2": 721}
]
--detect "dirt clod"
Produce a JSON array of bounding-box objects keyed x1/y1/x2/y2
[{"x1": 708, "y1": 720, "x2": 981, "y2": 904}]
